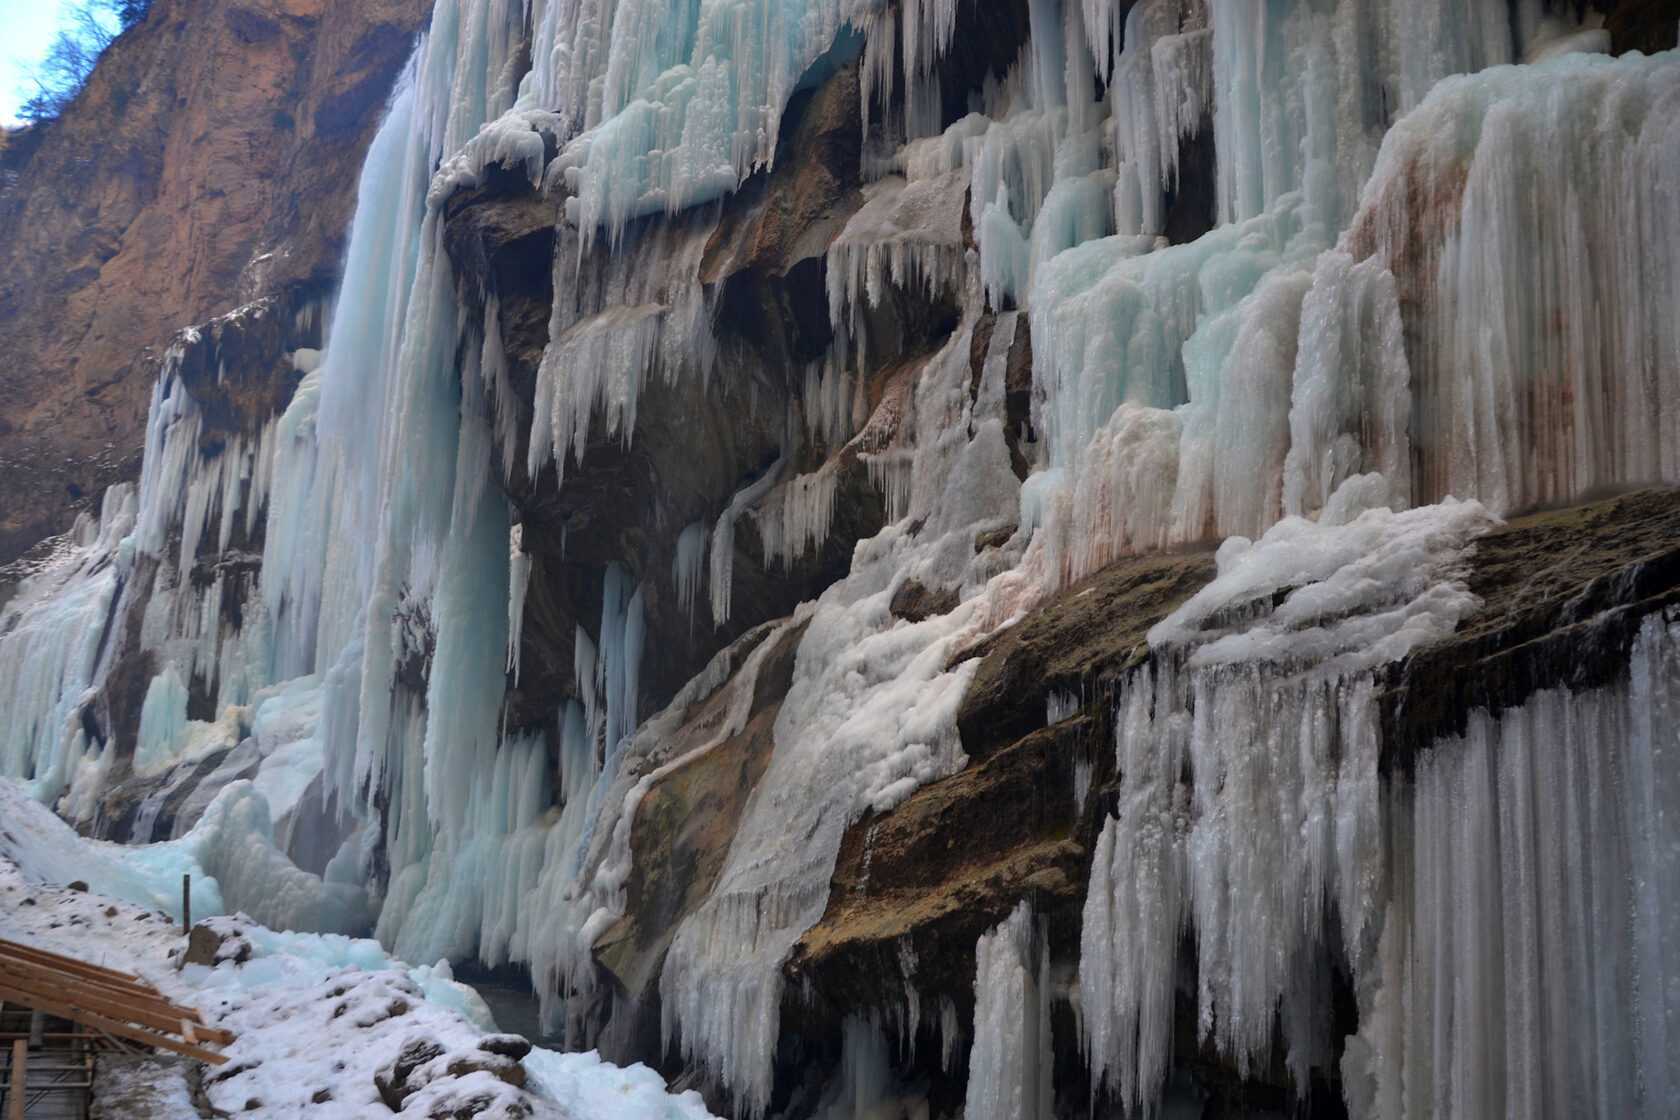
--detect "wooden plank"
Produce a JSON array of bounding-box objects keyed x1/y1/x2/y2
[
  {"x1": 0, "y1": 985, "x2": 227, "y2": 1066},
  {"x1": 0, "y1": 940, "x2": 142, "y2": 982},
  {"x1": 0, "y1": 942, "x2": 141, "y2": 985},
  {"x1": 0, "y1": 956, "x2": 214, "y2": 1028},
  {"x1": 0, "y1": 974, "x2": 233, "y2": 1047},
  {"x1": 0, "y1": 960, "x2": 216, "y2": 1041},
  {"x1": 0, "y1": 944, "x2": 159, "y2": 999},
  {"x1": 8, "y1": 1039, "x2": 23, "y2": 1120}
]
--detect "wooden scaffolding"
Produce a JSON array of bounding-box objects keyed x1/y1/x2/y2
[{"x1": 0, "y1": 938, "x2": 232, "y2": 1119}]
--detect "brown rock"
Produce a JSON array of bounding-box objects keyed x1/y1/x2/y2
[
  {"x1": 1382, "y1": 486, "x2": 1680, "y2": 769},
  {"x1": 888, "y1": 578, "x2": 958, "y2": 623},
  {"x1": 954, "y1": 547, "x2": 1218, "y2": 761},
  {"x1": 374, "y1": 1036, "x2": 445, "y2": 1111},
  {"x1": 444, "y1": 1052, "x2": 527, "y2": 1088},
  {"x1": 475, "y1": 1034, "x2": 533, "y2": 1061},
  {"x1": 183, "y1": 920, "x2": 252, "y2": 966},
  {"x1": 788, "y1": 713, "x2": 1104, "y2": 1032},
  {"x1": 1601, "y1": 0, "x2": 1679, "y2": 55}
]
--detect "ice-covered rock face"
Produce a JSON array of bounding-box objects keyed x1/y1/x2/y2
[{"x1": 3, "y1": 0, "x2": 1680, "y2": 1118}]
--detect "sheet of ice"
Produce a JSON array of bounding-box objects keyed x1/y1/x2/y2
[
  {"x1": 1081, "y1": 483, "x2": 1492, "y2": 1110},
  {"x1": 1023, "y1": 195, "x2": 1326, "y2": 588},
  {"x1": 1343, "y1": 612, "x2": 1680, "y2": 1120},
  {"x1": 1332, "y1": 49, "x2": 1680, "y2": 515},
  {"x1": 540, "y1": 0, "x2": 953, "y2": 244},
  {"x1": 1107, "y1": 1, "x2": 1212, "y2": 238},
  {"x1": 0, "y1": 337, "x2": 287, "y2": 806},
  {"x1": 1280, "y1": 249, "x2": 1411, "y2": 519},
  {"x1": 0, "y1": 487, "x2": 133, "y2": 803},
  {"x1": 964, "y1": 901, "x2": 1053, "y2": 1120}
]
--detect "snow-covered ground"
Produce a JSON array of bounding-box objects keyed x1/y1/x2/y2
[{"x1": 0, "y1": 778, "x2": 717, "y2": 1120}]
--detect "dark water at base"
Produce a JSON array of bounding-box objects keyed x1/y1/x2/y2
[{"x1": 457, "y1": 966, "x2": 566, "y2": 1051}]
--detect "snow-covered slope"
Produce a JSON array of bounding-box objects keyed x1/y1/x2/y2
[{"x1": 0, "y1": 781, "x2": 716, "y2": 1120}]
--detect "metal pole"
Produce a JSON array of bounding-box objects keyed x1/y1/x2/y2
[{"x1": 182, "y1": 874, "x2": 191, "y2": 929}]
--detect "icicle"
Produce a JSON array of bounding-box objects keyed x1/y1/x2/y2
[
  {"x1": 826, "y1": 170, "x2": 971, "y2": 363},
  {"x1": 965, "y1": 901, "x2": 1053, "y2": 1120},
  {"x1": 1344, "y1": 613, "x2": 1680, "y2": 1120},
  {"x1": 755, "y1": 466, "x2": 842, "y2": 572},
  {"x1": 863, "y1": 450, "x2": 916, "y2": 525},
  {"x1": 672, "y1": 519, "x2": 707, "y2": 617},
  {"x1": 1109, "y1": 1, "x2": 1213, "y2": 237},
  {"x1": 1081, "y1": 486, "x2": 1493, "y2": 1111},
  {"x1": 709, "y1": 456, "x2": 787, "y2": 628},
  {"x1": 526, "y1": 217, "x2": 716, "y2": 486},
  {"x1": 507, "y1": 523, "x2": 531, "y2": 681},
  {"x1": 1045, "y1": 688, "x2": 1078, "y2": 724}
]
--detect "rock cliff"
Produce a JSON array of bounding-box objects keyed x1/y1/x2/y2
[{"x1": 0, "y1": 0, "x2": 432, "y2": 567}]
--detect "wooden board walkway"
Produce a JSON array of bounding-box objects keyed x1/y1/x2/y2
[{"x1": 0, "y1": 939, "x2": 231, "y2": 1067}]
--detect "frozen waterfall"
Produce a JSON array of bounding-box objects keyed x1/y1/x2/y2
[{"x1": 0, "y1": 0, "x2": 1676, "y2": 1116}]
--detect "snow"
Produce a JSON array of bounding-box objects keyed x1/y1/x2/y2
[
  {"x1": 526, "y1": 1049, "x2": 720, "y2": 1120},
  {"x1": 0, "y1": 798, "x2": 718, "y2": 1120}
]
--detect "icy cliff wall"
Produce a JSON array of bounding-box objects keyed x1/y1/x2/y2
[{"x1": 2, "y1": 0, "x2": 1679, "y2": 1117}]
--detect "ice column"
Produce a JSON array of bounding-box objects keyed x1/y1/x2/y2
[
  {"x1": 1080, "y1": 488, "x2": 1493, "y2": 1111},
  {"x1": 965, "y1": 901, "x2": 1053, "y2": 1120},
  {"x1": 1337, "y1": 50, "x2": 1680, "y2": 515},
  {"x1": 1344, "y1": 613, "x2": 1680, "y2": 1120}
]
